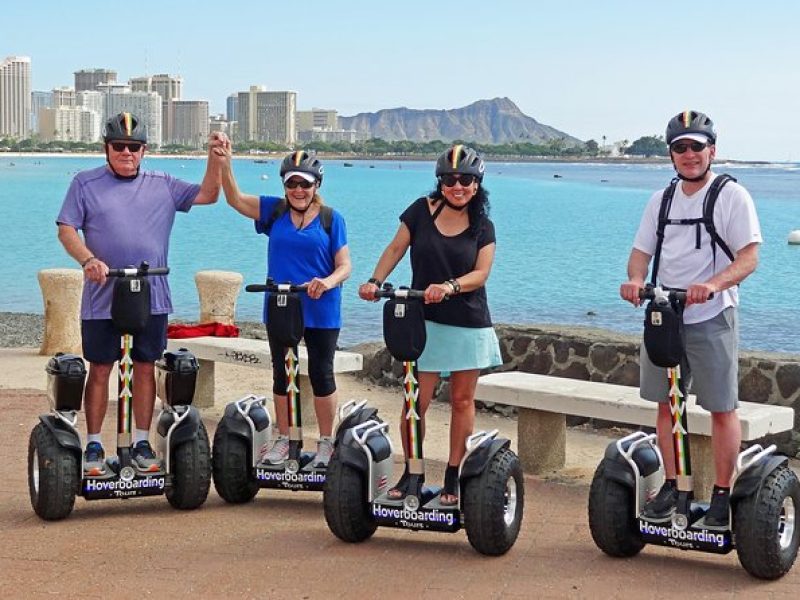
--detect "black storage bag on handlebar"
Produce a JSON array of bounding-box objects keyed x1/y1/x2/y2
[
  {"x1": 643, "y1": 298, "x2": 685, "y2": 368},
  {"x1": 383, "y1": 298, "x2": 426, "y2": 362},
  {"x1": 111, "y1": 277, "x2": 151, "y2": 335},
  {"x1": 267, "y1": 291, "x2": 304, "y2": 347}
]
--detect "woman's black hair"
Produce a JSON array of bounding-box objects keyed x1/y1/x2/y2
[{"x1": 429, "y1": 183, "x2": 491, "y2": 236}]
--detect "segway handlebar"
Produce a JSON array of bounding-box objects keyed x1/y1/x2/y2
[
  {"x1": 106, "y1": 262, "x2": 169, "y2": 278},
  {"x1": 639, "y1": 285, "x2": 713, "y2": 303},
  {"x1": 373, "y1": 284, "x2": 426, "y2": 300},
  {"x1": 245, "y1": 279, "x2": 309, "y2": 294}
]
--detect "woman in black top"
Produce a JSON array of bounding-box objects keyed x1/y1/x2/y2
[{"x1": 359, "y1": 145, "x2": 502, "y2": 505}]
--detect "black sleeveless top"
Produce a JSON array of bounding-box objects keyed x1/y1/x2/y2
[{"x1": 400, "y1": 197, "x2": 496, "y2": 328}]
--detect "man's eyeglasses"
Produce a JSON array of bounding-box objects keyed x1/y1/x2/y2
[
  {"x1": 109, "y1": 141, "x2": 143, "y2": 153},
  {"x1": 284, "y1": 178, "x2": 315, "y2": 189},
  {"x1": 671, "y1": 141, "x2": 708, "y2": 154},
  {"x1": 439, "y1": 173, "x2": 477, "y2": 187}
]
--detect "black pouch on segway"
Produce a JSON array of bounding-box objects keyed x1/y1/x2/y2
[
  {"x1": 643, "y1": 298, "x2": 685, "y2": 368},
  {"x1": 156, "y1": 348, "x2": 199, "y2": 406},
  {"x1": 267, "y1": 291, "x2": 304, "y2": 347},
  {"x1": 383, "y1": 298, "x2": 426, "y2": 362},
  {"x1": 111, "y1": 276, "x2": 151, "y2": 335}
]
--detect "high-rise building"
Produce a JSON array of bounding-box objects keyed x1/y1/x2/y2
[
  {"x1": 0, "y1": 55, "x2": 32, "y2": 138},
  {"x1": 131, "y1": 74, "x2": 183, "y2": 144},
  {"x1": 169, "y1": 100, "x2": 209, "y2": 148},
  {"x1": 74, "y1": 68, "x2": 117, "y2": 92},
  {"x1": 296, "y1": 108, "x2": 338, "y2": 132},
  {"x1": 52, "y1": 86, "x2": 76, "y2": 108},
  {"x1": 76, "y1": 90, "x2": 104, "y2": 116},
  {"x1": 38, "y1": 106, "x2": 98, "y2": 142},
  {"x1": 226, "y1": 94, "x2": 238, "y2": 122},
  {"x1": 104, "y1": 91, "x2": 162, "y2": 146},
  {"x1": 31, "y1": 90, "x2": 53, "y2": 132},
  {"x1": 237, "y1": 86, "x2": 296, "y2": 145}
]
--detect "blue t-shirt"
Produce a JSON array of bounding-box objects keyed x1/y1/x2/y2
[
  {"x1": 57, "y1": 166, "x2": 200, "y2": 319},
  {"x1": 255, "y1": 195, "x2": 347, "y2": 328}
]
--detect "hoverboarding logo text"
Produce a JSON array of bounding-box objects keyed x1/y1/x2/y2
[
  {"x1": 639, "y1": 521, "x2": 726, "y2": 548},
  {"x1": 84, "y1": 477, "x2": 165, "y2": 496},
  {"x1": 256, "y1": 469, "x2": 326, "y2": 484},
  {"x1": 372, "y1": 504, "x2": 456, "y2": 527}
]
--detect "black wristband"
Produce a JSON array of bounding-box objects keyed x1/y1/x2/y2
[
  {"x1": 81, "y1": 256, "x2": 96, "y2": 267},
  {"x1": 447, "y1": 278, "x2": 461, "y2": 294},
  {"x1": 367, "y1": 277, "x2": 382, "y2": 287}
]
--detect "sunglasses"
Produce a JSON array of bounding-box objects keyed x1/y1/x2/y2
[
  {"x1": 109, "y1": 141, "x2": 143, "y2": 153},
  {"x1": 439, "y1": 173, "x2": 477, "y2": 187},
  {"x1": 671, "y1": 141, "x2": 708, "y2": 154},
  {"x1": 284, "y1": 178, "x2": 315, "y2": 189}
]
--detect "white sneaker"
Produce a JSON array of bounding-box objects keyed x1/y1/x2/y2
[
  {"x1": 263, "y1": 435, "x2": 290, "y2": 465},
  {"x1": 313, "y1": 436, "x2": 335, "y2": 468}
]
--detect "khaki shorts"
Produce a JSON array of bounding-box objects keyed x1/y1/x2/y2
[{"x1": 640, "y1": 307, "x2": 739, "y2": 413}]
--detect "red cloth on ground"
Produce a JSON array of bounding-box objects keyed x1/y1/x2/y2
[{"x1": 167, "y1": 322, "x2": 240, "y2": 339}]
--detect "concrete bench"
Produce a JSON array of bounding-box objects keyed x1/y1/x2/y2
[
  {"x1": 166, "y1": 336, "x2": 363, "y2": 427},
  {"x1": 475, "y1": 371, "x2": 795, "y2": 498}
]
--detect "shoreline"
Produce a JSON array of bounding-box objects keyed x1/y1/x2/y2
[{"x1": 0, "y1": 151, "x2": 786, "y2": 167}]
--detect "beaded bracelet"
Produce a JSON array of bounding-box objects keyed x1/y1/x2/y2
[{"x1": 447, "y1": 278, "x2": 461, "y2": 295}]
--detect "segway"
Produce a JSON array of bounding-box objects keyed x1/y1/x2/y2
[
  {"x1": 323, "y1": 284, "x2": 524, "y2": 555},
  {"x1": 28, "y1": 262, "x2": 211, "y2": 520},
  {"x1": 212, "y1": 279, "x2": 365, "y2": 501},
  {"x1": 588, "y1": 286, "x2": 800, "y2": 579}
]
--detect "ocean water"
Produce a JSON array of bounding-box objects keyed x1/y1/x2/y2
[{"x1": 1, "y1": 155, "x2": 798, "y2": 351}]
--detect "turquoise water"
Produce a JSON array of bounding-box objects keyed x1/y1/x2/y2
[{"x1": 1, "y1": 155, "x2": 798, "y2": 351}]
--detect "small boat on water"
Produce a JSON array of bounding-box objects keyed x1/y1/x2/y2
[{"x1": 343, "y1": 162, "x2": 353, "y2": 167}]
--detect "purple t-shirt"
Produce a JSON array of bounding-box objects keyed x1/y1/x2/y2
[{"x1": 57, "y1": 166, "x2": 200, "y2": 319}]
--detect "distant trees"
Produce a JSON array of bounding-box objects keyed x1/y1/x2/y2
[{"x1": 625, "y1": 136, "x2": 668, "y2": 157}]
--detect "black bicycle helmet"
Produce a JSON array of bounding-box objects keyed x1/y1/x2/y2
[
  {"x1": 279, "y1": 151, "x2": 324, "y2": 186},
  {"x1": 103, "y1": 112, "x2": 147, "y2": 143},
  {"x1": 435, "y1": 145, "x2": 485, "y2": 180},
  {"x1": 665, "y1": 110, "x2": 716, "y2": 145}
]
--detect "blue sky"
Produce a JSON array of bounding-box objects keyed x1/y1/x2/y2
[{"x1": 4, "y1": 1, "x2": 798, "y2": 161}]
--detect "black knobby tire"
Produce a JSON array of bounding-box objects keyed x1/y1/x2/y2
[
  {"x1": 462, "y1": 448, "x2": 525, "y2": 556},
  {"x1": 166, "y1": 421, "x2": 212, "y2": 510},
  {"x1": 587, "y1": 461, "x2": 644, "y2": 557},
  {"x1": 735, "y1": 464, "x2": 800, "y2": 580},
  {"x1": 323, "y1": 451, "x2": 376, "y2": 543},
  {"x1": 28, "y1": 423, "x2": 79, "y2": 521},
  {"x1": 211, "y1": 419, "x2": 259, "y2": 504}
]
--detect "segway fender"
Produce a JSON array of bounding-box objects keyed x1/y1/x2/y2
[
  {"x1": 731, "y1": 454, "x2": 789, "y2": 502},
  {"x1": 599, "y1": 456, "x2": 636, "y2": 490},
  {"x1": 37, "y1": 414, "x2": 81, "y2": 454},
  {"x1": 460, "y1": 438, "x2": 510, "y2": 480},
  {"x1": 337, "y1": 443, "x2": 369, "y2": 474},
  {"x1": 219, "y1": 403, "x2": 255, "y2": 442},
  {"x1": 167, "y1": 408, "x2": 202, "y2": 448}
]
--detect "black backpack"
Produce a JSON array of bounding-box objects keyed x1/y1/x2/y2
[
  {"x1": 262, "y1": 199, "x2": 333, "y2": 235},
  {"x1": 650, "y1": 174, "x2": 736, "y2": 285}
]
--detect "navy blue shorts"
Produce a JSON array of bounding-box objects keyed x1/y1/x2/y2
[
  {"x1": 268, "y1": 327, "x2": 339, "y2": 397},
  {"x1": 81, "y1": 315, "x2": 168, "y2": 364}
]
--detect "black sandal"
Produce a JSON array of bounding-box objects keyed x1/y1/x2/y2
[
  {"x1": 387, "y1": 466, "x2": 409, "y2": 499},
  {"x1": 440, "y1": 465, "x2": 459, "y2": 506}
]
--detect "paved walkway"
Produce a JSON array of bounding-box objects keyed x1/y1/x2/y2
[{"x1": 1, "y1": 349, "x2": 798, "y2": 598}]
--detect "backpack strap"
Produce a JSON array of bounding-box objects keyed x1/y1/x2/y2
[
  {"x1": 650, "y1": 178, "x2": 678, "y2": 286},
  {"x1": 263, "y1": 199, "x2": 333, "y2": 235},
  {"x1": 702, "y1": 174, "x2": 736, "y2": 264}
]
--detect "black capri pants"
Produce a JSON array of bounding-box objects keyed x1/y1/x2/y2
[{"x1": 268, "y1": 327, "x2": 339, "y2": 397}]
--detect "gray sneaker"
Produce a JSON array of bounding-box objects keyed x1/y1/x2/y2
[
  {"x1": 313, "y1": 436, "x2": 335, "y2": 468},
  {"x1": 131, "y1": 440, "x2": 162, "y2": 472},
  {"x1": 84, "y1": 442, "x2": 107, "y2": 476},
  {"x1": 263, "y1": 435, "x2": 290, "y2": 465}
]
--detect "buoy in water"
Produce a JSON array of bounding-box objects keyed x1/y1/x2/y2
[{"x1": 789, "y1": 230, "x2": 800, "y2": 245}]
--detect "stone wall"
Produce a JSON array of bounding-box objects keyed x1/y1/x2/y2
[{"x1": 350, "y1": 324, "x2": 800, "y2": 455}]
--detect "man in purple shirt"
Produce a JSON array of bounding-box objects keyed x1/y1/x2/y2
[{"x1": 56, "y1": 112, "x2": 224, "y2": 474}]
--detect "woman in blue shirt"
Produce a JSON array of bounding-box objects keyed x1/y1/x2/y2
[{"x1": 217, "y1": 145, "x2": 351, "y2": 467}]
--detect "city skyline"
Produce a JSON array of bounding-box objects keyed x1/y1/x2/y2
[{"x1": 2, "y1": 0, "x2": 799, "y2": 160}]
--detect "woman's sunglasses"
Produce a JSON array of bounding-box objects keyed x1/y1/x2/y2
[
  {"x1": 109, "y1": 142, "x2": 143, "y2": 153},
  {"x1": 284, "y1": 179, "x2": 315, "y2": 189},
  {"x1": 439, "y1": 173, "x2": 477, "y2": 187},
  {"x1": 671, "y1": 141, "x2": 708, "y2": 154}
]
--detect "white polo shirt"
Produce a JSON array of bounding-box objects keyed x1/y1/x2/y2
[{"x1": 633, "y1": 173, "x2": 762, "y2": 324}]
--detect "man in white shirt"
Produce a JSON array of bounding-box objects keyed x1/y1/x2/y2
[{"x1": 620, "y1": 110, "x2": 761, "y2": 526}]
